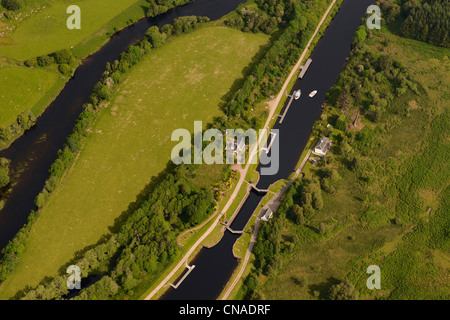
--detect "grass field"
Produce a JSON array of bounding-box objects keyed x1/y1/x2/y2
[
  {"x1": 0, "y1": 0, "x2": 143, "y2": 60},
  {"x1": 252, "y1": 28, "x2": 449, "y2": 300},
  {"x1": 0, "y1": 65, "x2": 62, "y2": 127},
  {"x1": 0, "y1": 26, "x2": 269, "y2": 299}
]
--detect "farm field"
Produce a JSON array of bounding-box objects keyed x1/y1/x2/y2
[
  {"x1": 0, "y1": 64, "x2": 62, "y2": 127},
  {"x1": 251, "y1": 27, "x2": 449, "y2": 300},
  {"x1": 0, "y1": 25, "x2": 269, "y2": 299},
  {"x1": 0, "y1": 0, "x2": 143, "y2": 60}
]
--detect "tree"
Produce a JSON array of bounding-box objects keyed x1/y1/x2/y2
[
  {"x1": 52, "y1": 49, "x2": 74, "y2": 65},
  {"x1": 312, "y1": 192, "x2": 324, "y2": 210},
  {"x1": 328, "y1": 281, "x2": 359, "y2": 300},
  {"x1": 146, "y1": 26, "x2": 165, "y2": 48},
  {"x1": 291, "y1": 204, "x2": 304, "y2": 225},
  {"x1": 37, "y1": 55, "x2": 53, "y2": 67},
  {"x1": 58, "y1": 63, "x2": 72, "y2": 76},
  {"x1": 318, "y1": 222, "x2": 326, "y2": 235},
  {"x1": 351, "y1": 155, "x2": 362, "y2": 171},
  {"x1": 2, "y1": 0, "x2": 21, "y2": 11},
  {"x1": 0, "y1": 157, "x2": 10, "y2": 188},
  {"x1": 335, "y1": 114, "x2": 347, "y2": 131}
]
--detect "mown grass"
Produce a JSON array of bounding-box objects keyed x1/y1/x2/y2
[
  {"x1": 0, "y1": 26, "x2": 269, "y2": 299},
  {"x1": 0, "y1": 0, "x2": 142, "y2": 61},
  {"x1": 0, "y1": 64, "x2": 62, "y2": 126},
  {"x1": 254, "y1": 28, "x2": 449, "y2": 300}
]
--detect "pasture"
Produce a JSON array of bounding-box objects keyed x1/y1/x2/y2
[
  {"x1": 0, "y1": 0, "x2": 143, "y2": 60},
  {"x1": 0, "y1": 26, "x2": 269, "y2": 299},
  {"x1": 0, "y1": 65, "x2": 61, "y2": 127}
]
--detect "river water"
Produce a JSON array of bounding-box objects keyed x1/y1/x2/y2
[
  {"x1": 162, "y1": 0, "x2": 375, "y2": 300},
  {"x1": 0, "y1": 0, "x2": 248, "y2": 251}
]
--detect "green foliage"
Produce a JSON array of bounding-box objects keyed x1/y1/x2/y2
[
  {"x1": 225, "y1": 6, "x2": 278, "y2": 35},
  {"x1": 400, "y1": 0, "x2": 450, "y2": 48},
  {"x1": 36, "y1": 55, "x2": 53, "y2": 67},
  {"x1": 1, "y1": 0, "x2": 21, "y2": 11},
  {"x1": 328, "y1": 281, "x2": 359, "y2": 300},
  {"x1": 145, "y1": 26, "x2": 165, "y2": 48},
  {"x1": 353, "y1": 25, "x2": 367, "y2": 45},
  {"x1": 24, "y1": 58, "x2": 38, "y2": 68},
  {"x1": 0, "y1": 157, "x2": 10, "y2": 188},
  {"x1": 52, "y1": 49, "x2": 75, "y2": 65},
  {"x1": 360, "y1": 206, "x2": 390, "y2": 228},
  {"x1": 58, "y1": 64, "x2": 72, "y2": 77}
]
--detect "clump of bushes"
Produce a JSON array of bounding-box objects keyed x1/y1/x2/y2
[
  {"x1": 328, "y1": 280, "x2": 359, "y2": 300},
  {"x1": 225, "y1": 5, "x2": 279, "y2": 35},
  {"x1": 1, "y1": 0, "x2": 21, "y2": 11},
  {"x1": 0, "y1": 157, "x2": 10, "y2": 188},
  {"x1": 24, "y1": 49, "x2": 76, "y2": 77},
  {"x1": 0, "y1": 110, "x2": 36, "y2": 143}
]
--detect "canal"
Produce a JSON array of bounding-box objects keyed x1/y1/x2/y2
[{"x1": 162, "y1": 0, "x2": 375, "y2": 300}]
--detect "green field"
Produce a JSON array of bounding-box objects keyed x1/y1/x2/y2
[
  {"x1": 0, "y1": 26, "x2": 269, "y2": 299},
  {"x1": 0, "y1": 0, "x2": 142, "y2": 60},
  {"x1": 250, "y1": 27, "x2": 449, "y2": 300},
  {"x1": 0, "y1": 65, "x2": 62, "y2": 127}
]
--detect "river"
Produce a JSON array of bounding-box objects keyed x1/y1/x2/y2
[
  {"x1": 162, "y1": 0, "x2": 375, "y2": 300},
  {"x1": 0, "y1": 0, "x2": 248, "y2": 251}
]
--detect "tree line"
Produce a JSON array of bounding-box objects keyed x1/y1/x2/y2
[
  {"x1": 378, "y1": 0, "x2": 449, "y2": 48},
  {"x1": 215, "y1": 0, "x2": 334, "y2": 132},
  {"x1": 20, "y1": 164, "x2": 216, "y2": 300}
]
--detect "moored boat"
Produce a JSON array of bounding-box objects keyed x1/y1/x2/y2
[{"x1": 309, "y1": 90, "x2": 317, "y2": 97}]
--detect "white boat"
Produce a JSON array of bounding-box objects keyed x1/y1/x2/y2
[
  {"x1": 294, "y1": 90, "x2": 301, "y2": 100},
  {"x1": 309, "y1": 90, "x2": 317, "y2": 98}
]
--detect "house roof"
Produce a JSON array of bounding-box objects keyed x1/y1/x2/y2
[{"x1": 314, "y1": 136, "x2": 332, "y2": 154}]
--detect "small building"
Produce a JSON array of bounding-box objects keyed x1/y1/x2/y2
[
  {"x1": 261, "y1": 208, "x2": 273, "y2": 222},
  {"x1": 313, "y1": 136, "x2": 332, "y2": 157}
]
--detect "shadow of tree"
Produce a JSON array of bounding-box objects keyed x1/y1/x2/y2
[{"x1": 308, "y1": 276, "x2": 341, "y2": 300}]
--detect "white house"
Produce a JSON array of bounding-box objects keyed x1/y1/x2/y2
[{"x1": 313, "y1": 136, "x2": 332, "y2": 157}]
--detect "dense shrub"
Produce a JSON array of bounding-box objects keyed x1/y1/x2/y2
[
  {"x1": 36, "y1": 55, "x2": 53, "y2": 67},
  {"x1": 58, "y1": 63, "x2": 72, "y2": 76},
  {"x1": 24, "y1": 58, "x2": 38, "y2": 68},
  {"x1": 52, "y1": 49, "x2": 75, "y2": 65},
  {"x1": 0, "y1": 157, "x2": 10, "y2": 188},
  {"x1": 1, "y1": 0, "x2": 21, "y2": 11}
]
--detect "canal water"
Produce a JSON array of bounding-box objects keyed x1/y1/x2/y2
[
  {"x1": 162, "y1": 0, "x2": 375, "y2": 300},
  {"x1": 0, "y1": 0, "x2": 247, "y2": 251}
]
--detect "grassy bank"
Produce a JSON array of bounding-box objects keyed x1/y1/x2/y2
[
  {"x1": 0, "y1": 0, "x2": 143, "y2": 61},
  {"x1": 0, "y1": 64, "x2": 62, "y2": 127}
]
